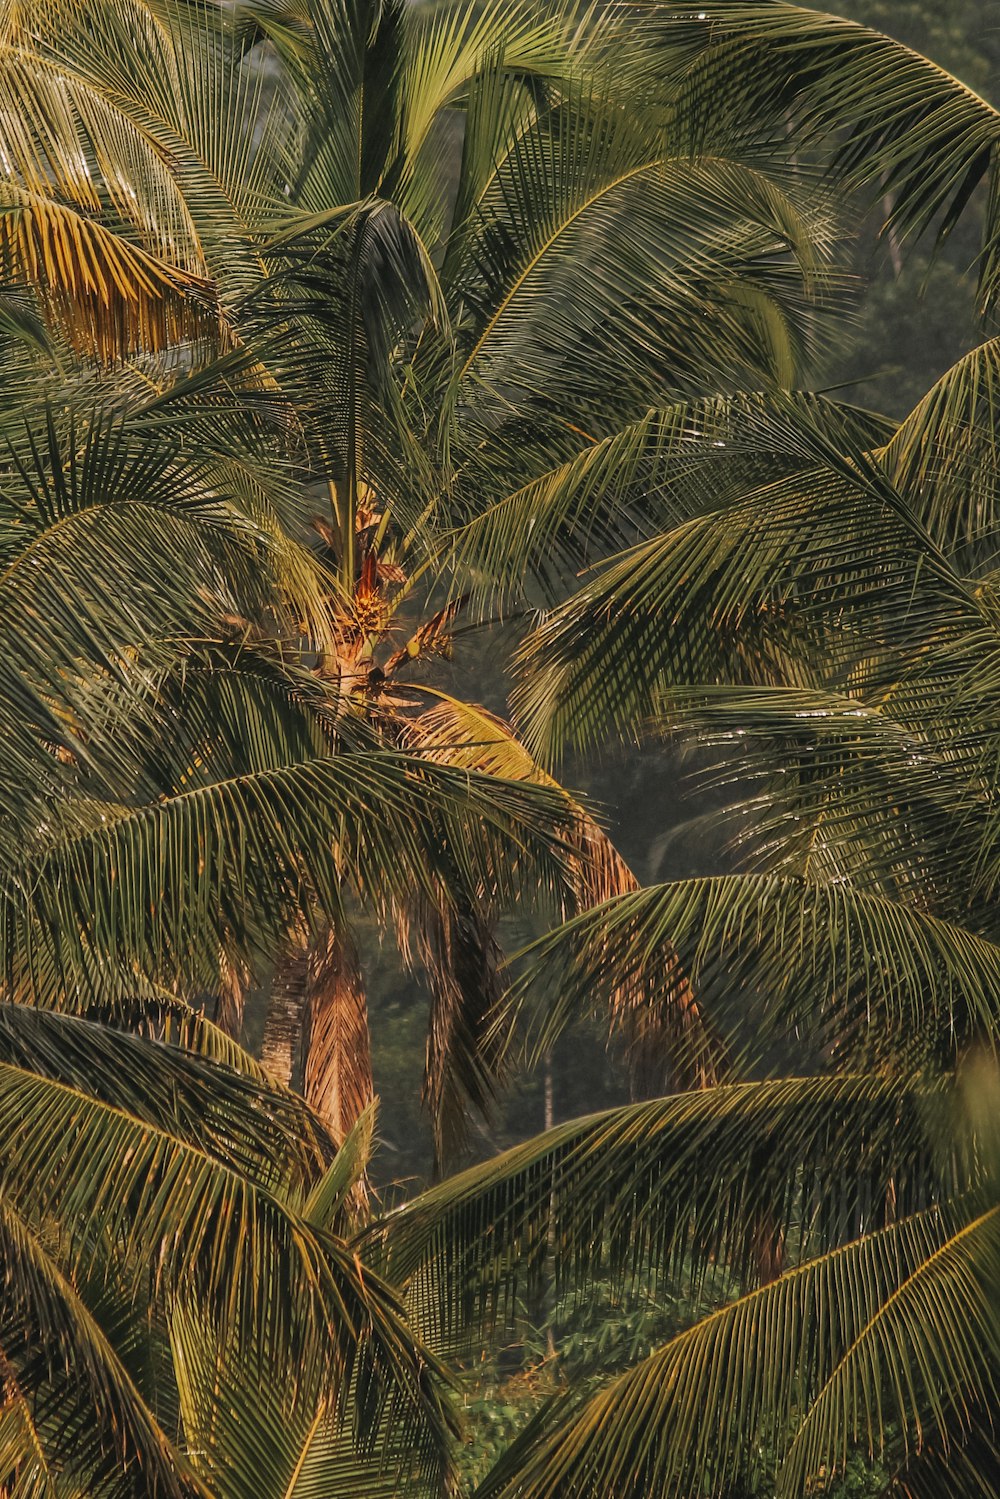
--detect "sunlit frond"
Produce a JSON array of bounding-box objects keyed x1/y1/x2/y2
[
  {"x1": 623, "y1": 1, "x2": 1000, "y2": 309},
  {"x1": 511, "y1": 871, "x2": 1000, "y2": 1070},
  {"x1": 372, "y1": 1073, "x2": 953, "y2": 1355},
  {"x1": 474, "y1": 1203, "x2": 1000, "y2": 1499}
]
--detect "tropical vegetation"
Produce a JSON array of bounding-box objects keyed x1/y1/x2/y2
[{"x1": 0, "y1": 0, "x2": 996, "y2": 1494}]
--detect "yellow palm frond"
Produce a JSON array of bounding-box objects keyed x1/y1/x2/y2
[{"x1": 0, "y1": 187, "x2": 218, "y2": 356}]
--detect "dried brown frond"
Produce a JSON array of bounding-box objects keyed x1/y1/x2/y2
[
  {"x1": 403, "y1": 697, "x2": 722, "y2": 1092},
  {"x1": 396, "y1": 889, "x2": 506, "y2": 1174},
  {"x1": 0, "y1": 189, "x2": 220, "y2": 359},
  {"x1": 303, "y1": 924, "x2": 373, "y2": 1148},
  {"x1": 383, "y1": 596, "x2": 469, "y2": 677}
]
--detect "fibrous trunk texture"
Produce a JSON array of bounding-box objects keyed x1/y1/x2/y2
[
  {"x1": 303, "y1": 924, "x2": 373, "y2": 1145},
  {"x1": 260, "y1": 943, "x2": 310, "y2": 1089},
  {"x1": 215, "y1": 947, "x2": 248, "y2": 1040}
]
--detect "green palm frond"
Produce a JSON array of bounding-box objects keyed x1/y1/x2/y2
[
  {"x1": 170, "y1": 1295, "x2": 456, "y2": 1499},
  {"x1": 0, "y1": 1004, "x2": 456, "y2": 1494},
  {"x1": 274, "y1": 0, "x2": 409, "y2": 211},
  {"x1": 647, "y1": 676, "x2": 1000, "y2": 904},
  {"x1": 448, "y1": 87, "x2": 835, "y2": 437},
  {"x1": 0, "y1": 1198, "x2": 197, "y2": 1499},
  {"x1": 511, "y1": 455, "x2": 972, "y2": 761},
  {"x1": 474, "y1": 1202, "x2": 1000, "y2": 1499},
  {"x1": 0, "y1": 1003, "x2": 328, "y2": 1188},
  {"x1": 80, "y1": 987, "x2": 302, "y2": 1085},
  {"x1": 511, "y1": 871, "x2": 1000, "y2": 1070},
  {"x1": 0, "y1": 404, "x2": 328, "y2": 829},
  {"x1": 403, "y1": 0, "x2": 581, "y2": 171},
  {"x1": 448, "y1": 392, "x2": 894, "y2": 606},
  {"x1": 779, "y1": 1204, "x2": 999, "y2": 1496},
  {"x1": 3, "y1": 747, "x2": 575, "y2": 999},
  {"x1": 0, "y1": 287, "x2": 58, "y2": 360},
  {"x1": 624, "y1": 1, "x2": 1000, "y2": 310},
  {"x1": 878, "y1": 336, "x2": 1000, "y2": 561},
  {"x1": 371, "y1": 1073, "x2": 951, "y2": 1354},
  {"x1": 0, "y1": 1009, "x2": 440, "y2": 1404},
  {"x1": 302, "y1": 1098, "x2": 377, "y2": 1232}
]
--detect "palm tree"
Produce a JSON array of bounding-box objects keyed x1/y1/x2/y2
[
  {"x1": 0, "y1": 339, "x2": 591, "y2": 1160},
  {"x1": 317, "y1": 6, "x2": 1000, "y2": 1490},
  {"x1": 259, "y1": 356, "x2": 997, "y2": 1498},
  {"x1": 202, "y1": 0, "x2": 841, "y2": 1158},
  {"x1": 5, "y1": 2, "x2": 999, "y2": 1491},
  {"x1": 0, "y1": 0, "x2": 839, "y2": 1161}
]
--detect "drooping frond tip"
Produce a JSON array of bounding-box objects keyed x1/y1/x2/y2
[{"x1": 0, "y1": 194, "x2": 221, "y2": 360}]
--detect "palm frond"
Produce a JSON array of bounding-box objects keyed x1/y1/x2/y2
[
  {"x1": 878, "y1": 336, "x2": 1000, "y2": 561},
  {"x1": 0, "y1": 1003, "x2": 327, "y2": 1190},
  {"x1": 511, "y1": 872, "x2": 1000, "y2": 1070},
  {"x1": 449, "y1": 86, "x2": 835, "y2": 437},
  {"x1": 779, "y1": 1205, "x2": 1000, "y2": 1496},
  {"x1": 0, "y1": 1198, "x2": 196, "y2": 1498},
  {"x1": 4, "y1": 748, "x2": 575, "y2": 1001},
  {"x1": 303, "y1": 1099, "x2": 377, "y2": 1233},
  {"x1": 370, "y1": 1073, "x2": 953, "y2": 1354},
  {"x1": 627, "y1": 1, "x2": 1000, "y2": 310},
  {"x1": 449, "y1": 392, "x2": 894, "y2": 606},
  {"x1": 654, "y1": 680, "x2": 1000, "y2": 904},
  {"x1": 475, "y1": 1203, "x2": 1000, "y2": 1499},
  {"x1": 400, "y1": 694, "x2": 719, "y2": 1094},
  {"x1": 0, "y1": 1011, "x2": 449, "y2": 1417},
  {"x1": 404, "y1": 0, "x2": 579, "y2": 170},
  {"x1": 170, "y1": 1296, "x2": 456, "y2": 1499},
  {"x1": 0, "y1": 189, "x2": 219, "y2": 359},
  {"x1": 511, "y1": 451, "x2": 973, "y2": 761}
]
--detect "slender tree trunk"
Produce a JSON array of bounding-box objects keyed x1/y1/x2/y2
[
  {"x1": 260, "y1": 942, "x2": 310, "y2": 1089},
  {"x1": 543, "y1": 1047, "x2": 557, "y2": 1359},
  {"x1": 260, "y1": 923, "x2": 375, "y2": 1153}
]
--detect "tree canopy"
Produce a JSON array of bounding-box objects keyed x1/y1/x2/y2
[{"x1": 0, "y1": 1, "x2": 996, "y2": 1496}]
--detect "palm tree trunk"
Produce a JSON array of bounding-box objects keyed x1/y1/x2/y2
[
  {"x1": 260, "y1": 924, "x2": 375, "y2": 1147},
  {"x1": 543, "y1": 1047, "x2": 555, "y2": 1132},
  {"x1": 260, "y1": 943, "x2": 310, "y2": 1088},
  {"x1": 303, "y1": 924, "x2": 373, "y2": 1144},
  {"x1": 215, "y1": 947, "x2": 248, "y2": 1039}
]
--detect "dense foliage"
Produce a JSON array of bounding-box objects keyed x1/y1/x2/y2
[{"x1": 0, "y1": 0, "x2": 996, "y2": 1495}]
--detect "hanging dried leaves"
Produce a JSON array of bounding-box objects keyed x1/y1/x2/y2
[{"x1": 0, "y1": 193, "x2": 220, "y2": 359}]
